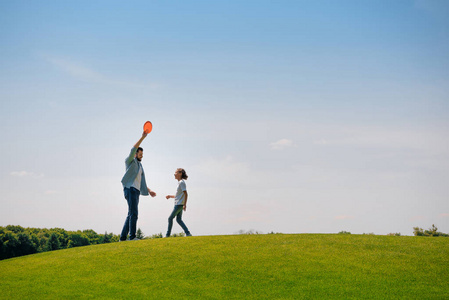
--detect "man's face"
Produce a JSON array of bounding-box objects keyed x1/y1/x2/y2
[{"x1": 136, "y1": 150, "x2": 143, "y2": 161}]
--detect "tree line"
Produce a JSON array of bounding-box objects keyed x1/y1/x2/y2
[
  {"x1": 0, "y1": 225, "x2": 119, "y2": 260},
  {"x1": 0, "y1": 225, "x2": 187, "y2": 260},
  {"x1": 3, "y1": 224, "x2": 447, "y2": 260}
]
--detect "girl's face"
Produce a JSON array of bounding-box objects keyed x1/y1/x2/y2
[{"x1": 174, "y1": 170, "x2": 182, "y2": 180}]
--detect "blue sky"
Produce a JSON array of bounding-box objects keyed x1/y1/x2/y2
[{"x1": 1, "y1": 0, "x2": 448, "y2": 236}]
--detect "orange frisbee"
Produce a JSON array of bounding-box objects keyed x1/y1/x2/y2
[{"x1": 143, "y1": 121, "x2": 153, "y2": 134}]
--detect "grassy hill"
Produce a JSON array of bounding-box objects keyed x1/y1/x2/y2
[{"x1": 1, "y1": 234, "x2": 448, "y2": 299}]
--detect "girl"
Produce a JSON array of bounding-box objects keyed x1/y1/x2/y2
[{"x1": 165, "y1": 168, "x2": 192, "y2": 237}]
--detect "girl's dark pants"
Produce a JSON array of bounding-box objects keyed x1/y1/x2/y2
[{"x1": 166, "y1": 205, "x2": 190, "y2": 237}]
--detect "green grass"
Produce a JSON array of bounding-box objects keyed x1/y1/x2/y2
[{"x1": 1, "y1": 234, "x2": 448, "y2": 299}]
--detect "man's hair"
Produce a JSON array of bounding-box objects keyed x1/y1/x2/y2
[
  {"x1": 177, "y1": 168, "x2": 188, "y2": 180},
  {"x1": 137, "y1": 147, "x2": 143, "y2": 153}
]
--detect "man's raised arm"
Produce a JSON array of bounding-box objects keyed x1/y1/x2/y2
[
  {"x1": 125, "y1": 132, "x2": 148, "y2": 165},
  {"x1": 134, "y1": 131, "x2": 148, "y2": 149}
]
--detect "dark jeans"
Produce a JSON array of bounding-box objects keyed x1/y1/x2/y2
[
  {"x1": 120, "y1": 187, "x2": 140, "y2": 240},
  {"x1": 166, "y1": 205, "x2": 190, "y2": 237}
]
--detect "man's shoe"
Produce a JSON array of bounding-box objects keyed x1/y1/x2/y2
[
  {"x1": 119, "y1": 239, "x2": 127, "y2": 242},
  {"x1": 186, "y1": 233, "x2": 192, "y2": 237}
]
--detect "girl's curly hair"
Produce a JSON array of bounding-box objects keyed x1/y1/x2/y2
[{"x1": 177, "y1": 168, "x2": 188, "y2": 180}]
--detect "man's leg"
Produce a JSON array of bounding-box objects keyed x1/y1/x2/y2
[
  {"x1": 166, "y1": 205, "x2": 183, "y2": 237},
  {"x1": 128, "y1": 187, "x2": 139, "y2": 240},
  {"x1": 120, "y1": 188, "x2": 131, "y2": 241},
  {"x1": 176, "y1": 209, "x2": 191, "y2": 236}
]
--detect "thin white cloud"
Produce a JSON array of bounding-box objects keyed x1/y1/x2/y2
[
  {"x1": 10, "y1": 171, "x2": 32, "y2": 177},
  {"x1": 45, "y1": 56, "x2": 153, "y2": 88},
  {"x1": 48, "y1": 57, "x2": 105, "y2": 82},
  {"x1": 270, "y1": 139, "x2": 294, "y2": 150},
  {"x1": 439, "y1": 213, "x2": 449, "y2": 218},
  {"x1": 10, "y1": 171, "x2": 44, "y2": 178}
]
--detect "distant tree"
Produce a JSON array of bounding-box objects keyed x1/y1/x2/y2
[
  {"x1": 171, "y1": 232, "x2": 185, "y2": 237},
  {"x1": 236, "y1": 229, "x2": 263, "y2": 235},
  {"x1": 247, "y1": 229, "x2": 263, "y2": 235},
  {"x1": 149, "y1": 233, "x2": 163, "y2": 239},
  {"x1": 67, "y1": 233, "x2": 90, "y2": 248},
  {"x1": 6, "y1": 225, "x2": 25, "y2": 234},
  {"x1": 37, "y1": 231, "x2": 50, "y2": 252},
  {"x1": 414, "y1": 227, "x2": 425, "y2": 236},
  {"x1": 16, "y1": 233, "x2": 38, "y2": 257},
  {"x1": 136, "y1": 228, "x2": 145, "y2": 239},
  {"x1": 0, "y1": 231, "x2": 19, "y2": 259},
  {"x1": 101, "y1": 232, "x2": 115, "y2": 243},
  {"x1": 46, "y1": 233, "x2": 61, "y2": 251},
  {"x1": 30, "y1": 234, "x2": 40, "y2": 250},
  {"x1": 83, "y1": 229, "x2": 100, "y2": 245},
  {"x1": 338, "y1": 231, "x2": 351, "y2": 235},
  {"x1": 387, "y1": 233, "x2": 401, "y2": 236},
  {"x1": 52, "y1": 228, "x2": 69, "y2": 248},
  {"x1": 413, "y1": 225, "x2": 448, "y2": 237},
  {"x1": 110, "y1": 235, "x2": 120, "y2": 243}
]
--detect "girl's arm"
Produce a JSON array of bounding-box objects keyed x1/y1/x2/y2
[
  {"x1": 183, "y1": 191, "x2": 188, "y2": 211},
  {"x1": 165, "y1": 195, "x2": 174, "y2": 200}
]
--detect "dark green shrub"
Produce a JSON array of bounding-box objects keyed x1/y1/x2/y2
[
  {"x1": 414, "y1": 225, "x2": 448, "y2": 237},
  {"x1": 46, "y1": 233, "x2": 61, "y2": 251},
  {"x1": 67, "y1": 233, "x2": 90, "y2": 248}
]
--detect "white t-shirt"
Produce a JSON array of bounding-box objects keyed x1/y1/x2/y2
[
  {"x1": 131, "y1": 162, "x2": 143, "y2": 191},
  {"x1": 174, "y1": 180, "x2": 187, "y2": 205}
]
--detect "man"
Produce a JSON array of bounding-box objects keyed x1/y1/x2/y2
[{"x1": 120, "y1": 131, "x2": 156, "y2": 241}]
